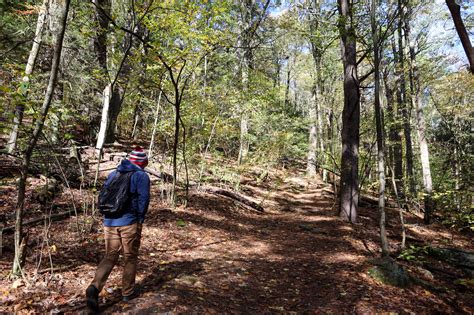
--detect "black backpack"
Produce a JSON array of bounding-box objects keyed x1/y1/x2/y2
[{"x1": 98, "y1": 171, "x2": 135, "y2": 215}]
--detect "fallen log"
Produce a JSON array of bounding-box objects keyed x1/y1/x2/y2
[
  {"x1": 109, "y1": 152, "x2": 127, "y2": 161},
  {"x1": 428, "y1": 247, "x2": 474, "y2": 277},
  {"x1": 201, "y1": 186, "x2": 264, "y2": 212},
  {"x1": 1, "y1": 208, "x2": 83, "y2": 234},
  {"x1": 85, "y1": 166, "x2": 173, "y2": 183},
  {"x1": 144, "y1": 167, "x2": 174, "y2": 183}
]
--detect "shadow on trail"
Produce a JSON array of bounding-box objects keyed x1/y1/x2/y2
[
  {"x1": 51, "y1": 174, "x2": 473, "y2": 313},
  {"x1": 100, "y1": 259, "x2": 206, "y2": 314},
  {"x1": 106, "y1": 188, "x2": 380, "y2": 313}
]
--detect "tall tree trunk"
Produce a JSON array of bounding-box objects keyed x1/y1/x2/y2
[
  {"x1": 238, "y1": 33, "x2": 250, "y2": 164},
  {"x1": 148, "y1": 90, "x2": 163, "y2": 160},
  {"x1": 338, "y1": 0, "x2": 360, "y2": 223},
  {"x1": 93, "y1": 0, "x2": 109, "y2": 71},
  {"x1": 94, "y1": 0, "x2": 131, "y2": 150},
  {"x1": 317, "y1": 87, "x2": 326, "y2": 181},
  {"x1": 415, "y1": 92, "x2": 433, "y2": 224},
  {"x1": 307, "y1": 0, "x2": 326, "y2": 179},
  {"x1": 454, "y1": 147, "x2": 460, "y2": 212},
  {"x1": 105, "y1": 88, "x2": 123, "y2": 143},
  {"x1": 389, "y1": 39, "x2": 405, "y2": 200},
  {"x1": 285, "y1": 56, "x2": 291, "y2": 108},
  {"x1": 405, "y1": 6, "x2": 434, "y2": 223},
  {"x1": 6, "y1": 0, "x2": 49, "y2": 153},
  {"x1": 446, "y1": 0, "x2": 474, "y2": 73},
  {"x1": 171, "y1": 103, "x2": 180, "y2": 206},
  {"x1": 397, "y1": 0, "x2": 416, "y2": 196},
  {"x1": 96, "y1": 83, "x2": 112, "y2": 152},
  {"x1": 372, "y1": 0, "x2": 389, "y2": 256},
  {"x1": 12, "y1": 0, "x2": 70, "y2": 277},
  {"x1": 307, "y1": 87, "x2": 318, "y2": 176},
  {"x1": 131, "y1": 103, "x2": 142, "y2": 141},
  {"x1": 236, "y1": 0, "x2": 270, "y2": 164}
]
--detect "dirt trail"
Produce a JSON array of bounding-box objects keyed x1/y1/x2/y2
[
  {"x1": 87, "y1": 170, "x2": 472, "y2": 314},
  {"x1": 1, "y1": 167, "x2": 472, "y2": 313}
]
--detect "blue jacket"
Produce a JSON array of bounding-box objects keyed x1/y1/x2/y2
[{"x1": 103, "y1": 159, "x2": 150, "y2": 227}]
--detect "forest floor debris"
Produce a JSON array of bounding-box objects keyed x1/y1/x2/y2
[{"x1": 1, "y1": 163, "x2": 473, "y2": 314}]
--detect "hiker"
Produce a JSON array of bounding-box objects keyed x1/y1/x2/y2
[{"x1": 86, "y1": 147, "x2": 150, "y2": 313}]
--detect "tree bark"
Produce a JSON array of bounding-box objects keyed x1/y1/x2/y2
[
  {"x1": 397, "y1": 0, "x2": 416, "y2": 196},
  {"x1": 6, "y1": 0, "x2": 49, "y2": 153},
  {"x1": 237, "y1": 0, "x2": 270, "y2": 164},
  {"x1": 94, "y1": 0, "x2": 132, "y2": 149},
  {"x1": 371, "y1": 0, "x2": 389, "y2": 256},
  {"x1": 148, "y1": 90, "x2": 163, "y2": 160},
  {"x1": 405, "y1": 9, "x2": 434, "y2": 222},
  {"x1": 202, "y1": 186, "x2": 264, "y2": 212},
  {"x1": 337, "y1": 0, "x2": 360, "y2": 223},
  {"x1": 388, "y1": 39, "x2": 405, "y2": 200},
  {"x1": 93, "y1": 0, "x2": 110, "y2": 71},
  {"x1": 307, "y1": 94, "x2": 318, "y2": 176},
  {"x1": 12, "y1": 0, "x2": 70, "y2": 277},
  {"x1": 307, "y1": 0, "x2": 323, "y2": 178},
  {"x1": 446, "y1": 0, "x2": 474, "y2": 73},
  {"x1": 105, "y1": 87, "x2": 123, "y2": 143},
  {"x1": 238, "y1": 32, "x2": 250, "y2": 164},
  {"x1": 96, "y1": 83, "x2": 111, "y2": 152}
]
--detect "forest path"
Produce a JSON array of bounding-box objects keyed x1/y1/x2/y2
[
  {"x1": 92, "y1": 169, "x2": 466, "y2": 314},
  {"x1": 1, "y1": 164, "x2": 469, "y2": 313}
]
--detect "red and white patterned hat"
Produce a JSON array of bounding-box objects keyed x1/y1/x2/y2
[{"x1": 129, "y1": 146, "x2": 148, "y2": 168}]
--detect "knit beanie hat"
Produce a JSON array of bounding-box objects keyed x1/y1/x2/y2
[{"x1": 129, "y1": 146, "x2": 148, "y2": 168}]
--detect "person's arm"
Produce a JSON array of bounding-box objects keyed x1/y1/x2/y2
[{"x1": 135, "y1": 172, "x2": 150, "y2": 223}]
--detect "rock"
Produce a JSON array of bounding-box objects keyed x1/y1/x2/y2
[
  {"x1": 429, "y1": 247, "x2": 474, "y2": 277},
  {"x1": 11, "y1": 279, "x2": 24, "y2": 289},
  {"x1": 368, "y1": 257, "x2": 411, "y2": 287},
  {"x1": 416, "y1": 267, "x2": 434, "y2": 280},
  {"x1": 299, "y1": 224, "x2": 318, "y2": 233}
]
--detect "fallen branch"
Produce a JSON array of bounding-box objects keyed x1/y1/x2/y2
[
  {"x1": 201, "y1": 186, "x2": 264, "y2": 212},
  {"x1": 37, "y1": 263, "x2": 81, "y2": 274},
  {"x1": 85, "y1": 166, "x2": 173, "y2": 183},
  {"x1": 2, "y1": 209, "x2": 83, "y2": 234},
  {"x1": 144, "y1": 167, "x2": 174, "y2": 183}
]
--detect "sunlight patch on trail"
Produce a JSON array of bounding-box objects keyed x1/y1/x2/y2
[{"x1": 321, "y1": 253, "x2": 365, "y2": 264}]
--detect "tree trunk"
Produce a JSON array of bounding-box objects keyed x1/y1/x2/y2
[
  {"x1": 94, "y1": 0, "x2": 131, "y2": 148},
  {"x1": 337, "y1": 0, "x2": 360, "y2": 223},
  {"x1": 238, "y1": 35, "x2": 250, "y2": 164},
  {"x1": 236, "y1": 0, "x2": 270, "y2": 164},
  {"x1": 105, "y1": 87, "x2": 123, "y2": 143},
  {"x1": 93, "y1": 0, "x2": 109, "y2": 71},
  {"x1": 6, "y1": 0, "x2": 49, "y2": 153},
  {"x1": 149, "y1": 90, "x2": 163, "y2": 160},
  {"x1": 446, "y1": 0, "x2": 474, "y2": 73},
  {"x1": 388, "y1": 39, "x2": 405, "y2": 200},
  {"x1": 307, "y1": 0, "x2": 326, "y2": 179},
  {"x1": 307, "y1": 94, "x2": 318, "y2": 176},
  {"x1": 285, "y1": 56, "x2": 291, "y2": 108},
  {"x1": 416, "y1": 95, "x2": 433, "y2": 224},
  {"x1": 95, "y1": 83, "x2": 112, "y2": 152},
  {"x1": 397, "y1": 0, "x2": 416, "y2": 196},
  {"x1": 405, "y1": 13, "x2": 434, "y2": 222},
  {"x1": 171, "y1": 100, "x2": 180, "y2": 206},
  {"x1": 372, "y1": 0, "x2": 389, "y2": 256},
  {"x1": 12, "y1": 0, "x2": 70, "y2": 277}
]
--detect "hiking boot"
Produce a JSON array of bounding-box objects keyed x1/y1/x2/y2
[
  {"x1": 122, "y1": 286, "x2": 140, "y2": 302},
  {"x1": 86, "y1": 285, "x2": 100, "y2": 313}
]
